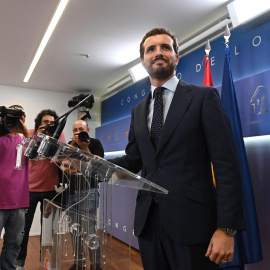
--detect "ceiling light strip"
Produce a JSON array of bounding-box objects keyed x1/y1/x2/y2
[{"x1": 23, "y1": 0, "x2": 69, "y2": 83}]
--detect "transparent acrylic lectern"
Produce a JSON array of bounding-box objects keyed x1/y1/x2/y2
[{"x1": 23, "y1": 133, "x2": 168, "y2": 270}]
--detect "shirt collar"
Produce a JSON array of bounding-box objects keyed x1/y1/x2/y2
[{"x1": 151, "y1": 76, "x2": 179, "y2": 98}]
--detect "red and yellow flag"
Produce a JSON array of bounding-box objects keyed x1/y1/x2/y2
[
  {"x1": 203, "y1": 55, "x2": 213, "y2": 86},
  {"x1": 202, "y1": 54, "x2": 216, "y2": 187}
]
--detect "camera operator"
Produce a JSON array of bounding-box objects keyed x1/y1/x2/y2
[
  {"x1": 69, "y1": 120, "x2": 103, "y2": 157},
  {"x1": 67, "y1": 120, "x2": 104, "y2": 270},
  {"x1": 15, "y1": 109, "x2": 66, "y2": 269},
  {"x1": 0, "y1": 105, "x2": 31, "y2": 270},
  {"x1": 0, "y1": 105, "x2": 27, "y2": 137}
]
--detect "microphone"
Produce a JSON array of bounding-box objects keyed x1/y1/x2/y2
[
  {"x1": 40, "y1": 116, "x2": 68, "y2": 158},
  {"x1": 52, "y1": 115, "x2": 67, "y2": 140}
]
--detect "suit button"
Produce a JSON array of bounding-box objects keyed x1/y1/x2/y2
[{"x1": 156, "y1": 165, "x2": 161, "y2": 170}]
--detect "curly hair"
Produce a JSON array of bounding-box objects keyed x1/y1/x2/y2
[
  {"x1": 34, "y1": 109, "x2": 59, "y2": 132},
  {"x1": 139, "y1": 28, "x2": 179, "y2": 59}
]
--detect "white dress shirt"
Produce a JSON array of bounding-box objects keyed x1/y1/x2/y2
[{"x1": 147, "y1": 76, "x2": 179, "y2": 133}]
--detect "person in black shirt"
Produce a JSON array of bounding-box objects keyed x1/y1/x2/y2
[
  {"x1": 69, "y1": 120, "x2": 104, "y2": 158},
  {"x1": 67, "y1": 120, "x2": 104, "y2": 270}
]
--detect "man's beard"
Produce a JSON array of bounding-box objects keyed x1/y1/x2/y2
[{"x1": 144, "y1": 58, "x2": 177, "y2": 80}]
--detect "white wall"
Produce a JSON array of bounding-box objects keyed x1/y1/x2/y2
[{"x1": 0, "y1": 84, "x2": 102, "y2": 237}]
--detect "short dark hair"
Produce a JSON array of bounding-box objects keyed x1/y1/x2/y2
[
  {"x1": 140, "y1": 28, "x2": 179, "y2": 59},
  {"x1": 8, "y1": 105, "x2": 25, "y2": 116},
  {"x1": 34, "y1": 109, "x2": 59, "y2": 132},
  {"x1": 9, "y1": 105, "x2": 24, "y2": 110}
]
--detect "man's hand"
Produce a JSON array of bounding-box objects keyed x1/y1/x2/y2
[
  {"x1": 15, "y1": 119, "x2": 31, "y2": 138},
  {"x1": 70, "y1": 133, "x2": 78, "y2": 147},
  {"x1": 36, "y1": 124, "x2": 46, "y2": 134},
  {"x1": 205, "y1": 229, "x2": 234, "y2": 264},
  {"x1": 43, "y1": 203, "x2": 53, "y2": 219},
  {"x1": 60, "y1": 159, "x2": 79, "y2": 175},
  {"x1": 70, "y1": 133, "x2": 90, "y2": 153},
  {"x1": 36, "y1": 124, "x2": 52, "y2": 136}
]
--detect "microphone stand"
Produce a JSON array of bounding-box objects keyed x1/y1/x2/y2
[{"x1": 42, "y1": 94, "x2": 93, "y2": 139}]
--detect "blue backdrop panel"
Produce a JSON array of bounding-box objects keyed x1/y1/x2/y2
[
  {"x1": 101, "y1": 77, "x2": 150, "y2": 125},
  {"x1": 99, "y1": 68, "x2": 270, "y2": 141},
  {"x1": 232, "y1": 70, "x2": 270, "y2": 137},
  {"x1": 245, "y1": 139, "x2": 270, "y2": 270},
  {"x1": 101, "y1": 16, "x2": 270, "y2": 138},
  {"x1": 178, "y1": 15, "x2": 270, "y2": 88},
  {"x1": 96, "y1": 116, "x2": 131, "y2": 153},
  {"x1": 216, "y1": 69, "x2": 270, "y2": 137}
]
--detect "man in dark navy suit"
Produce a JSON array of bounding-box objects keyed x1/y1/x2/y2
[{"x1": 109, "y1": 28, "x2": 245, "y2": 270}]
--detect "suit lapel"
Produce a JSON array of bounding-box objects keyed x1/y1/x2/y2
[{"x1": 157, "y1": 80, "x2": 192, "y2": 154}]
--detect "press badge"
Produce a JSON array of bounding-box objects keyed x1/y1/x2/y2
[{"x1": 15, "y1": 143, "x2": 24, "y2": 170}]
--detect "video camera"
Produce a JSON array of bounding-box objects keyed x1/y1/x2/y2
[
  {"x1": 68, "y1": 94, "x2": 94, "y2": 109},
  {"x1": 0, "y1": 106, "x2": 25, "y2": 136},
  {"x1": 68, "y1": 94, "x2": 94, "y2": 120}
]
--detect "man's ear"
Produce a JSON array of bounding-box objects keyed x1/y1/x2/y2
[{"x1": 175, "y1": 53, "x2": 179, "y2": 65}]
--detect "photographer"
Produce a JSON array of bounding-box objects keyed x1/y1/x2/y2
[
  {"x1": 15, "y1": 109, "x2": 66, "y2": 269},
  {"x1": 70, "y1": 120, "x2": 104, "y2": 157},
  {"x1": 67, "y1": 120, "x2": 104, "y2": 270},
  {"x1": 0, "y1": 105, "x2": 31, "y2": 270}
]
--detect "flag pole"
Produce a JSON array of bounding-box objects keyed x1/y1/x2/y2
[
  {"x1": 205, "y1": 39, "x2": 211, "y2": 59},
  {"x1": 202, "y1": 39, "x2": 216, "y2": 186},
  {"x1": 224, "y1": 25, "x2": 231, "y2": 47}
]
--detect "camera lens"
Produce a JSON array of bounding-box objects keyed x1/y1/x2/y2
[{"x1": 78, "y1": 131, "x2": 90, "y2": 143}]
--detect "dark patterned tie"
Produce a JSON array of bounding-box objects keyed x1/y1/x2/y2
[{"x1": 151, "y1": 87, "x2": 165, "y2": 151}]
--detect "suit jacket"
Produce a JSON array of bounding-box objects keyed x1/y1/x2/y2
[{"x1": 110, "y1": 80, "x2": 246, "y2": 245}]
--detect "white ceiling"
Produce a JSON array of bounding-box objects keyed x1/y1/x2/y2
[{"x1": 0, "y1": 0, "x2": 233, "y2": 98}]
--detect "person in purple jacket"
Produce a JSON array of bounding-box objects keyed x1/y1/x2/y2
[{"x1": 0, "y1": 105, "x2": 31, "y2": 270}]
